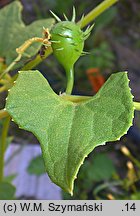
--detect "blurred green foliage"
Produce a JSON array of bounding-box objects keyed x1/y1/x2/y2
[
  {"x1": 27, "y1": 155, "x2": 45, "y2": 176},
  {"x1": 0, "y1": 182, "x2": 16, "y2": 200},
  {"x1": 4, "y1": 174, "x2": 17, "y2": 183},
  {"x1": 76, "y1": 42, "x2": 115, "y2": 72}
]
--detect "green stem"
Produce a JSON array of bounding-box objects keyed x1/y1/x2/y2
[
  {"x1": 65, "y1": 67, "x2": 74, "y2": 95},
  {"x1": 0, "y1": 116, "x2": 10, "y2": 181},
  {"x1": 134, "y1": 102, "x2": 140, "y2": 111},
  {"x1": 61, "y1": 95, "x2": 91, "y2": 103},
  {"x1": 0, "y1": 85, "x2": 7, "y2": 93},
  {"x1": 0, "y1": 79, "x2": 8, "y2": 85},
  {"x1": 79, "y1": 0, "x2": 118, "y2": 28},
  {"x1": 0, "y1": 55, "x2": 21, "y2": 80},
  {"x1": 0, "y1": 110, "x2": 9, "y2": 119},
  {"x1": 21, "y1": 47, "x2": 52, "y2": 71},
  {"x1": 61, "y1": 95, "x2": 140, "y2": 108},
  {"x1": 93, "y1": 180, "x2": 123, "y2": 197},
  {"x1": 129, "y1": 155, "x2": 140, "y2": 169}
]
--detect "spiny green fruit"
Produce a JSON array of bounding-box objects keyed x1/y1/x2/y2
[
  {"x1": 51, "y1": 21, "x2": 84, "y2": 72},
  {"x1": 50, "y1": 8, "x2": 94, "y2": 94}
]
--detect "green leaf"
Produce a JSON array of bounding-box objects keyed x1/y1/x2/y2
[
  {"x1": 0, "y1": 1, "x2": 55, "y2": 64},
  {"x1": 27, "y1": 155, "x2": 45, "y2": 176},
  {"x1": 0, "y1": 120, "x2": 13, "y2": 151},
  {"x1": 5, "y1": 71, "x2": 134, "y2": 194},
  {"x1": 0, "y1": 182, "x2": 16, "y2": 200},
  {"x1": 4, "y1": 174, "x2": 17, "y2": 183}
]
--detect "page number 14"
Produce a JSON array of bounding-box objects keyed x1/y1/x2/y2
[{"x1": 124, "y1": 203, "x2": 136, "y2": 212}]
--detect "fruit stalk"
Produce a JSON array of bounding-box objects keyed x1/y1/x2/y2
[
  {"x1": 79, "y1": 0, "x2": 118, "y2": 28},
  {"x1": 66, "y1": 67, "x2": 74, "y2": 95}
]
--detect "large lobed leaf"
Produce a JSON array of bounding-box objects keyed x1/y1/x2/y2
[
  {"x1": 0, "y1": 1, "x2": 55, "y2": 64},
  {"x1": 6, "y1": 71, "x2": 134, "y2": 194}
]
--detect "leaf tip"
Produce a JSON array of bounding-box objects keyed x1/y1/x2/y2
[
  {"x1": 70, "y1": 189, "x2": 73, "y2": 196},
  {"x1": 124, "y1": 131, "x2": 128, "y2": 135}
]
